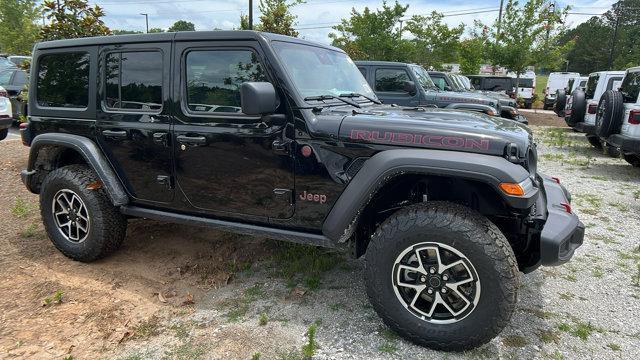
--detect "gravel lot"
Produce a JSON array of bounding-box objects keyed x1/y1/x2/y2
[{"x1": 1, "y1": 118, "x2": 639, "y2": 359}]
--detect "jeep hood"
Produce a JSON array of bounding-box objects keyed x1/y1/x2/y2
[
  {"x1": 434, "y1": 90, "x2": 497, "y2": 106},
  {"x1": 330, "y1": 105, "x2": 532, "y2": 157}
]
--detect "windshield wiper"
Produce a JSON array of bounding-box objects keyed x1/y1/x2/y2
[
  {"x1": 339, "y1": 92, "x2": 382, "y2": 105},
  {"x1": 304, "y1": 94, "x2": 361, "y2": 108}
]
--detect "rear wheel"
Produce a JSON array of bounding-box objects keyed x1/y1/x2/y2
[
  {"x1": 596, "y1": 90, "x2": 624, "y2": 138},
  {"x1": 0, "y1": 128, "x2": 8, "y2": 141},
  {"x1": 364, "y1": 202, "x2": 519, "y2": 351},
  {"x1": 603, "y1": 143, "x2": 621, "y2": 157},
  {"x1": 40, "y1": 165, "x2": 127, "y2": 262}
]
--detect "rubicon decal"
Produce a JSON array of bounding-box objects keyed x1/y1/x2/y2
[
  {"x1": 299, "y1": 191, "x2": 327, "y2": 204},
  {"x1": 349, "y1": 130, "x2": 490, "y2": 150}
]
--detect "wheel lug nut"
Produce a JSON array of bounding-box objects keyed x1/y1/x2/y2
[
  {"x1": 429, "y1": 267, "x2": 436, "y2": 274},
  {"x1": 420, "y1": 276, "x2": 426, "y2": 283},
  {"x1": 443, "y1": 275, "x2": 449, "y2": 281},
  {"x1": 427, "y1": 288, "x2": 433, "y2": 294},
  {"x1": 441, "y1": 288, "x2": 447, "y2": 293}
]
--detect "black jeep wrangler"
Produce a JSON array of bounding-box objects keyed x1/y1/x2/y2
[{"x1": 20, "y1": 31, "x2": 584, "y2": 351}]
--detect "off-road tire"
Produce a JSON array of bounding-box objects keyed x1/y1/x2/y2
[
  {"x1": 623, "y1": 154, "x2": 640, "y2": 167},
  {"x1": 0, "y1": 128, "x2": 8, "y2": 141},
  {"x1": 364, "y1": 202, "x2": 519, "y2": 351},
  {"x1": 596, "y1": 90, "x2": 624, "y2": 138},
  {"x1": 554, "y1": 89, "x2": 567, "y2": 117},
  {"x1": 603, "y1": 143, "x2": 621, "y2": 157},
  {"x1": 566, "y1": 90, "x2": 586, "y2": 126},
  {"x1": 586, "y1": 135, "x2": 603, "y2": 149},
  {"x1": 40, "y1": 164, "x2": 127, "y2": 262}
]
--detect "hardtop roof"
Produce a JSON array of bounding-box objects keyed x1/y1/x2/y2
[{"x1": 33, "y1": 30, "x2": 342, "y2": 52}]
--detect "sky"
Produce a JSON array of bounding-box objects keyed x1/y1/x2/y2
[{"x1": 87, "y1": 0, "x2": 619, "y2": 43}]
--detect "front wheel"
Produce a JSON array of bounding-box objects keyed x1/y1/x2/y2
[
  {"x1": 364, "y1": 202, "x2": 519, "y2": 351},
  {"x1": 624, "y1": 154, "x2": 640, "y2": 167},
  {"x1": 40, "y1": 164, "x2": 127, "y2": 262},
  {"x1": 0, "y1": 128, "x2": 8, "y2": 141}
]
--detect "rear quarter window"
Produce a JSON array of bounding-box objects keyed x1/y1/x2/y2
[
  {"x1": 585, "y1": 75, "x2": 599, "y2": 99},
  {"x1": 37, "y1": 52, "x2": 90, "y2": 108},
  {"x1": 620, "y1": 71, "x2": 640, "y2": 104}
]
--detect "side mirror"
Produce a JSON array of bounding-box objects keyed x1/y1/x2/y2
[
  {"x1": 403, "y1": 80, "x2": 417, "y2": 95},
  {"x1": 240, "y1": 82, "x2": 278, "y2": 115}
]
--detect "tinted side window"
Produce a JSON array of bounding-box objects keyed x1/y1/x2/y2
[
  {"x1": 37, "y1": 52, "x2": 89, "y2": 108},
  {"x1": 185, "y1": 50, "x2": 267, "y2": 114},
  {"x1": 0, "y1": 70, "x2": 13, "y2": 86},
  {"x1": 105, "y1": 51, "x2": 163, "y2": 112},
  {"x1": 620, "y1": 72, "x2": 640, "y2": 103},
  {"x1": 12, "y1": 70, "x2": 27, "y2": 86},
  {"x1": 358, "y1": 67, "x2": 367, "y2": 77},
  {"x1": 431, "y1": 76, "x2": 447, "y2": 90},
  {"x1": 375, "y1": 68, "x2": 409, "y2": 92},
  {"x1": 606, "y1": 76, "x2": 623, "y2": 91},
  {"x1": 585, "y1": 75, "x2": 599, "y2": 99}
]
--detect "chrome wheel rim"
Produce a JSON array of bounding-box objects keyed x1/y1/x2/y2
[
  {"x1": 392, "y1": 242, "x2": 480, "y2": 324},
  {"x1": 52, "y1": 189, "x2": 90, "y2": 243}
]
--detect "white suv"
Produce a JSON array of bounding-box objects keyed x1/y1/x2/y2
[
  {"x1": 596, "y1": 67, "x2": 640, "y2": 166},
  {"x1": 544, "y1": 72, "x2": 580, "y2": 110},
  {"x1": 0, "y1": 85, "x2": 12, "y2": 141},
  {"x1": 573, "y1": 71, "x2": 625, "y2": 144}
]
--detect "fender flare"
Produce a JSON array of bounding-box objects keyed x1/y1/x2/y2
[
  {"x1": 444, "y1": 103, "x2": 497, "y2": 115},
  {"x1": 322, "y1": 149, "x2": 537, "y2": 242},
  {"x1": 22, "y1": 133, "x2": 129, "y2": 206}
]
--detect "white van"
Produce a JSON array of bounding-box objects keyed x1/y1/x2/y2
[
  {"x1": 512, "y1": 72, "x2": 536, "y2": 109},
  {"x1": 544, "y1": 72, "x2": 580, "y2": 110}
]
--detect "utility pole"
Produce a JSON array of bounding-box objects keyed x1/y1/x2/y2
[
  {"x1": 398, "y1": 19, "x2": 403, "y2": 35},
  {"x1": 608, "y1": 8, "x2": 621, "y2": 70},
  {"x1": 140, "y1": 13, "x2": 149, "y2": 33},
  {"x1": 496, "y1": 0, "x2": 504, "y2": 40},
  {"x1": 248, "y1": 0, "x2": 253, "y2": 30}
]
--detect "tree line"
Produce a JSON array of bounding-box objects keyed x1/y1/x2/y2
[{"x1": 0, "y1": 0, "x2": 636, "y2": 76}]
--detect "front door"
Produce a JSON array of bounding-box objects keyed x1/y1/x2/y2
[
  {"x1": 96, "y1": 43, "x2": 174, "y2": 204},
  {"x1": 172, "y1": 41, "x2": 294, "y2": 220}
]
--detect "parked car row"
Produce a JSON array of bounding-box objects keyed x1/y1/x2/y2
[
  {"x1": 0, "y1": 85, "x2": 12, "y2": 140},
  {"x1": 556, "y1": 67, "x2": 640, "y2": 166}
]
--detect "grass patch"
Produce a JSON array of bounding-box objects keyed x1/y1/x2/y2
[
  {"x1": 591, "y1": 234, "x2": 619, "y2": 245},
  {"x1": 165, "y1": 341, "x2": 206, "y2": 360},
  {"x1": 251, "y1": 353, "x2": 261, "y2": 360},
  {"x1": 634, "y1": 190, "x2": 640, "y2": 200},
  {"x1": 11, "y1": 198, "x2": 33, "y2": 218},
  {"x1": 133, "y1": 316, "x2": 161, "y2": 338},
  {"x1": 559, "y1": 292, "x2": 574, "y2": 300},
  {"x1": 43, "y1": 290, "x2": 64, "y2": 306},
  {"x1": 607, "y1": 343, "x2": 621, "y2": 351},
  {"x1": 591, "y1": 266, "x2": 604, "y2": 279},
  {"x1": 558, "y1": 320, "x2": 605, "y2": 341},
  {"x1": 540, "y1": 153, "x2": 565, "y2": 161},
  {"x1": 225, "y1": 284, "x2": 267, "y2": 322},
  {"x1": 378, "y1": 342, "x2": 398, "y2": 354},
  {"x1": 537, "y1": 329, "x2": 560, "y2": 344},
  {"x1": 608, "y1": 201, "x2": 629, "y2": 212},
  {"x1": 574, "y1": 193, "x2": 602, "y2": 208},
  {"x1": 258, "y1": 312, "x2": 268, "y2": 326},
  {"x1": 502, "y1": 335, "x2": 528, "y2": 348},
  {"x1": 634, "y1": 263, "x2": 640, "y2": 287},
  {"x1": 21, "y1": 223, "x2": 39, "y2": 238},
  {"x1": 169, "y1": 322, "x2": 192, "y2": 340},
  {"x1": 301, "y1": 322, "x2": 319, "y2": 358},
  {"x1": 272, "y1": 243, "x2": 342, "y2": 290}
]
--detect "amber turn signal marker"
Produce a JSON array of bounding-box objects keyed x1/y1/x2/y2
[{"x1": 499, "y1": 182, "x2": 525, "y2": 196}]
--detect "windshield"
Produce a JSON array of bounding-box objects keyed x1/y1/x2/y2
[
  {"x1": 0, "y1": 70, "x2": 13, "y2": 86},
  {"x1": 585, "y1": 75, "x2": 599, "y2": 99},
  {"x1": 272, "y1": 41, "x2": 375, "y2": 100},
  {"x1": 482, "y1": 78, "x2": 513, "y2": 91},
  {"x1": 410, "y1": 65, "x2": 437, "y2": 90},
  {"x1": 516, "y1": 78, "x2": 534, "y2": 88},
  {"x1": 620, "y1": 71, "x2": 640, "y2": 103}
]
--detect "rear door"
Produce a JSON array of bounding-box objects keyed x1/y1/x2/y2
[
  {"x1": 372, "y1": 66, "x2": 419, "y2": 106},
  {"x1": 96, "y1": 43, "x2": 174, "y2": 204}
]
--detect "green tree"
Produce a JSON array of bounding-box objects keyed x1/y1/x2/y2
[
  {"x1": 111, "y1": 29, "x2": 143, "y2": 35},
  {"x1": 605, "y1": 0, "x2": 640, "y2": 69},
  {"x1": 168, "y1": 20, "x2": 195, "y2": 32},
  {"x1": 0, "y1": 0, "x2": 41, "y2": 54},
  {"x1": 458, "y1": 37, "x2": 486, "y2": 74},
  {"x1": 239, "y1": 0, "x2": 304, "y2": 36},
  {"x1": 329, "y1": 1, "x2": 412, "y2": 61},
  {"x1": 481, "y1": 0, "x2": 567, "y2": 94},
  {"x1": 40, "y1": 0, "x2": 110, "y2": 41},
  {"x1": 148, "y1": 27, "x2": 164, "y2": 33},
  {"x1": 559, "y1": 18, "x2": 610, "y2": 73},
  {"x1": 404, "y1": 11, "x2": 464, "y2": 69}
]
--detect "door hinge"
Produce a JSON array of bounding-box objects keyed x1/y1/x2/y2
[{"x1": 153, "y1": 132, "x2": 169, "y2": 147}]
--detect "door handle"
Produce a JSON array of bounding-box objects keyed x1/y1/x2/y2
[
  {"x1": 176, "y1": 135, "x2": 207, "y2": 146},
  {"x1": 102, "y1": 130, "x2": 127, "y2": 139}
]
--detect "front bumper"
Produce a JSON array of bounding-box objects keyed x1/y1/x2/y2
[
  {"x1": 607, "y1": 134, "x2": 640, "y2": 154},
  {"x1": 572, "y1": 122, "x2": 595, "y2": 135},
  {"x1": 538, "y1": 174, "x2": 584, "y2": 267}
]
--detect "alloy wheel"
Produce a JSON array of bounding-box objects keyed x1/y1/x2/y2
[{"x1": 52, "y1": 189, "x2": 90, "y2": 243}]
